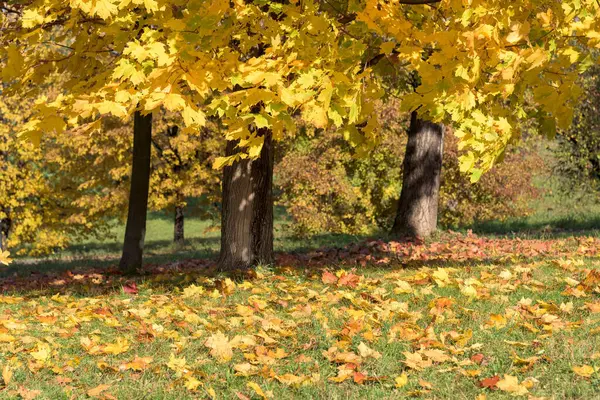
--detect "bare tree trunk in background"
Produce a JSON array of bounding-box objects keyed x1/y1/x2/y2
[
  {"x1": 0, "y1": 217, "x2": 10, "y2": 251},
  {"x1": 119, "y1": 111, "x2": 153, "y2": 274},
  {"x1": 391, "y1": 111, "x2": 444, "y2": 239},
  {"x1": 174, "y1": 204, "x2": 185, "y2": 246},
  {"x1": 218, "y1": 129, "x2": 274, "y2": 270}
]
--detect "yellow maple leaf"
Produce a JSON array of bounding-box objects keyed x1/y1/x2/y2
[
  {"x1": 167, "y1": 353, "x2": 188, "y2": 375},
  {"x1": 573, "y1": 365, "x2": 596, "y2": 378},
  {"x1": 496, "y1": 375, "x2": 529, "y2": 396},
  {"x1": 247, "y1": 381, "x2": 271, "y2": 399},
  {"x1": 205, "y1": 331, "x2": 233, "y2": 363},
  {"x1": 30, "y1": 343, "x2": 51, "y2": 363},
  {"x1": 87, "y1": 384, "x2": 111, "y2": 398},
  {"x1": 357, "y1": 342, "x2": 381, "y2": 360},
  {"x1": 0, "y1": 250, "x2": 12, "y2": 266},
  {"x1": 184, "y1": 376, "x2": 202, "y2": 391},
  {"x1": 102, "y1": 338, "x2": 130, "y2": 355},
  {"x1": 395, "y1": 373, "x2": 408, "y2": 388},
  {"x1": 2, "y1": 364, "x2": 13, "y2": 385}
]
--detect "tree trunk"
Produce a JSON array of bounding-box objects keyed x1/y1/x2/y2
[
  {"x1": 0, "y1": 218, "x2": 9, "y2": 251},
  {"x1": 119, "y1": 111, "x2": 153, "y2": 274},
  {"x1": 174, "y1": 205, "x2": 185, "y2": 246},
  {"x1": 391, "y1": 111, "x2": 444, "y2": 239},
  {"x1": 218, "y1": 129, "x2": 274, "y2": 270}
]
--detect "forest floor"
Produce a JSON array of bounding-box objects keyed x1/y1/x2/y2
[{"x1": 1, "y1": 183, "x2": 600, "y2": 399}]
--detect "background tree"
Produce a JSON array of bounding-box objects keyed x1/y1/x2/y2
[{"x1": 553, "y1": 66, "x2": 600, "y2": 195}]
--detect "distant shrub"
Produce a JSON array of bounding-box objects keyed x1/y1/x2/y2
[{"x1": 275, "y1": 104, "x2": 544, "y2": 236}]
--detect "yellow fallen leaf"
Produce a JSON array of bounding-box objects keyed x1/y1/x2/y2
[
  {"x1": 234, "y1": 363, "x2": 258, "y2": 377},
  {"x1": 403, "y1": 351, "x2": 432, "y2": 370},
  {"x1": 357, "y1": 342, "x2": 381, "y2": 359},
  {"x1": 205, "y1": 331, "x2": 233, "y2": 362},
  {"x1": 395, "y1": 373, "x2": 408, "y2": 388},
  {"x1": 573, "y1": 365, "x2": 595, "y2": 378},
  {"x1": 461, "y1": 285, "x2": 478, "y2": 298},
  {"x1": 119, "y1": 356, "x2": 153, "y2": 371},
  {"x1": 422, "y1": 349, "x2": 449, "y2": 363},
  {"x1": 102, "y1": 337, "x2": 130, "y2": 355},
  {"x1": 166, "y1": 353, "x2": 188, "y2": 375},
  {"x1": 247, "y1": 381, "x2": 271, "y2": 399},
  {"x1": 0, "y1": 250, "x2": 11, "y2": 266},
  {"x1": 2, "y1": 365, "x2": 13, "y2": 385},
  {"x1": 87, "y1": 384, "x2": 111, "y2": 398},
  {"x1": 184, "y1": 376, "x2": 202, "y2": 391},
  {"x1": 30, "y1": 343, "x2": 51, "y2": 363},
  {"x1": 496, "y1": 374, "x2": 528, "y2": 396}
]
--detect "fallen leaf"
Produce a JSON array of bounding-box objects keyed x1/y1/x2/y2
[
  {"x1": 2, "y1": 365, "x2": 13, "y2": 385},
  {"x1": 395, "y1": 373, "x2": 408, "y2": 388},
  {"x1": 357, "y1": 342, "x2": 381, "y2": 359},
  {"x1": 17, "y1": 386, "x2": 41, "y2": 400},
  {"x1": 87, "y1": 384, "x2": 110, "y2": 398},
  {"x1": 321, "y1": 271, "x2": 337, "y2": 284},
  {"x1": 122, "y1": 282, "x2": 138, "y2": 294},
  {"x1": 247, "y1": 381, "x2": 270, "y2": 399},
  {"x1": 479, "y1": 375, "x2": 500, "y2": 389},
  {"x1": 573, "y1": 365, "x2": 595, "y2": 378},
  {"x1": 496, "y1": 374, "x2": 528, "y2": 396},
  {"x1": 205, "y1": 331, "x2": 233, "y2": 362}
]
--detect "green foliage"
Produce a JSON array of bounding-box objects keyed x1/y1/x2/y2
[
  {"x1": 553, "y1": 67, "x2": 600, "y2": 194},
  {"x1": 276, "y1": 106, "x2": 544, "y2": 236}
]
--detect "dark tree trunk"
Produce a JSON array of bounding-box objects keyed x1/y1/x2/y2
[
  {"x1": 0, "y1": 217, "x2": 10, "y2": 252},
  {"x1": 174, "y1": 205, "x2": 185, "y2": 246},
  {"x1": 119, "y1": 111, "x2": 153, "y2": 274},
  {"x1": 391, "y1": 111, "x2": 444, "y2": 239},
  {"x1": 218, "y1": 129, "x2": 274, "y2": 270}
]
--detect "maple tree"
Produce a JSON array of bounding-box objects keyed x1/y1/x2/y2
[{"x1": 2, "y1": 0, "x2": 599, "y2": 266}]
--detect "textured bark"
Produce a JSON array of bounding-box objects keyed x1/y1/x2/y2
[
  {"x1": 174, "y1": 205, "x2": 185, "y2": 246},
  {"x1": 391, "y1": 111, "x2": 444, "y2": 238},
  {"x1": 218, "y1": 129, "x2": 274, "y2": 270},
  {"x1": 119, "y1": 111, "x2": 153, "y2": 274}
]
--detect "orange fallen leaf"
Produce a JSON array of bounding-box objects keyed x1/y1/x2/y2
[
  {"x1": 18, "y1": 386, "x2": 41, "y2": 400},
  {"x1": 478, "y1": 375, "x2": 500, "y2": 389},
  {"x1": 87, "y1": 384, "x2": 111, "y2": 398},
  {"x1": 321, "y1": 271, "x2": 337, "y2": 284}
]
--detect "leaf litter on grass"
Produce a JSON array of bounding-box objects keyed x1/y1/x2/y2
[{"x1": 0, "y1": 232, "x2": 599, "y2": 398}]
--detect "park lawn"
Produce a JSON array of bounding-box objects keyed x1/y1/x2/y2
[{"x1": 1, "y1": 235, "x2": 600, "y2": 399}]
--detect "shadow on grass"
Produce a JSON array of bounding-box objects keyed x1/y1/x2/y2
[
  {"x1": 3, "y1": 231, "x2": 368, "y2": 279},
  {"x1": 467, "y1": 215, "x2": 600, "y2": 239}
]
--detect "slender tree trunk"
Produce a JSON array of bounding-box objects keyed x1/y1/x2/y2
[
  {"x1": 0, "y1": 218, "x2": 9, "y2": 251},
  {"x1": 174, "y1": 204, "x2": 185, "y2": 246},
  {"x1": 119, "y1": 111, "x2": 153, "y2": 274},
  {"x1": 218, "y1": 128, "x2": 274, "y2": 270},
  {"x1": 391, "y1": 111, "x2": 444, "y2": 239}
]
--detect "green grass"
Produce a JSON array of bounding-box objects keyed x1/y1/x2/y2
[
  {"x1": 1, "y1": 246, "x2": 600, "y2": 399},
  {"x1": 470, "y1": 176, "x2": 600, "y2": 239},
  {"x1": 2, "y1": 175, "x2": 600, "y2": 398}
]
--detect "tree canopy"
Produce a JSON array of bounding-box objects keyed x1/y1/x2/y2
[{"x1": 1, "y1": 0, "x2": 599, "y2": 182}]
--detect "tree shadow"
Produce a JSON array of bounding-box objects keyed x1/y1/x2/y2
[
  {"x1": 3, "y1": 225, "x2": 599, "y2": 298},
  {"x1": 467, "y1": 215, "x2": 600, "y2": 239}
]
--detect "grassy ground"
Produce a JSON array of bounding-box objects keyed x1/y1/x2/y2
[
  {"x1": 0, "y1": 237, "x2": 599, "y2": 399},
  {"x1": 2, "y1": 173, "x2": 600, "y2": 399}
]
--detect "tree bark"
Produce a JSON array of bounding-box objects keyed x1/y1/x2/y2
[
  {"x1": 218, "y1": 129, "x2": 274, "y2": 270},
  {"x1": 119, "y1": 111, "x2": 153, "y2": 274},
  {"x1": 391, "y1": 111, "x2": 444, "y2": 239},
  {"x1": 174, "y1": 204, "x2": 185, "y2": 246}
]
